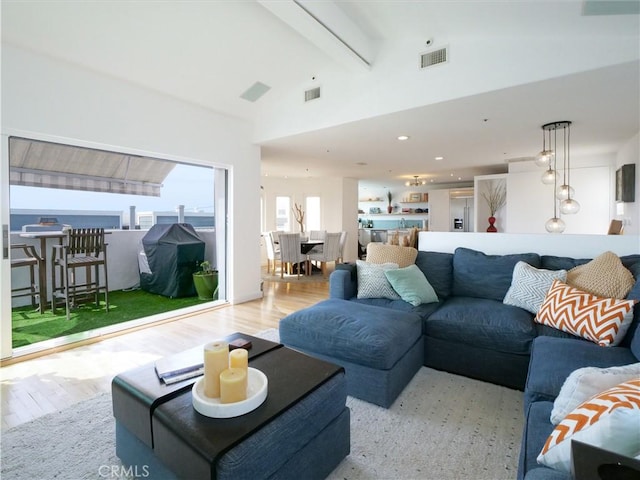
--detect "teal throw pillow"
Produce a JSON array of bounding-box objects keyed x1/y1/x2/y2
[{"x1": 385, "y1": 264, "x2": 439, "y2": 307}]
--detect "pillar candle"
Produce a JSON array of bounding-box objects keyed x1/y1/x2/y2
[
  {"x1": 229, "y1": 348, "x2": 248, "y2": 370},
  {"x1": 203, "y1": 341, "x2": 229, "y2": 398},
  {"x1": 219, "y1": 368, "x2": 248, "y2": 404}
]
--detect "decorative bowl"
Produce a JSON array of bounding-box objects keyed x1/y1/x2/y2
[{"x1": 192, "y1": 367, "x2": 268, "y2": 418}]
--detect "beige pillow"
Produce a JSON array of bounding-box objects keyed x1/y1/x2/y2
[
  {"x1": 366, "y1": 243, "x2": 418, "y2": 268},
  {"x1": 567, "y1": 251, "x2": 635, "y2": 299}
]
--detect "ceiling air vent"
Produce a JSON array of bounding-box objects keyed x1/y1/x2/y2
[
  {"x1": 304, "y1": 87, "x2": 321, "y2": 102},
  {"x1": 420, "y1": 47, "x2": 448, "y2": 69}
]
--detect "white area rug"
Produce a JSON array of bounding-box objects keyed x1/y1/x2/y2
[
  {"x1": 329, "y1": 368, "x2": 522, "y2": 480},
  {"x1": 1, "y1": 329, "x2": 523, "y2": 479}
]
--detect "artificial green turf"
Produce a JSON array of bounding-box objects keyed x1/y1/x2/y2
[{"x1": 11, "y1": 289, "x2": 207, "y2": 348}]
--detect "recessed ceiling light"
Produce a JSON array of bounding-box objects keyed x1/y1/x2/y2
[
  {"x1": 397, "y1": 135, "x2": 410, "y2": 141},
  {"x1": 434, "y1": 156, "x2": 444, "y2": 161},
  {"x1": 356, "y1": 162, "x2": 368, "y2": 166}
]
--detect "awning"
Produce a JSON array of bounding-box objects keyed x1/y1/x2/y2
[{"x1": 9, "y1": 137, "x2": 175, "y2": 197}]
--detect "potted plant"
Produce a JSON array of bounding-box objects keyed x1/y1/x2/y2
[
  {"x1": 481, "y1": 180, "x2": 506, "y2": 233},
  {"x1": 192, "y1": 260, "x2": 219, "y2": 300},
  {"x1": 387, "y1": 190, "x2": 393, "y2": 213},
  {"x1": 293, "y1": 203, "x2": 305, "y2": 234}
]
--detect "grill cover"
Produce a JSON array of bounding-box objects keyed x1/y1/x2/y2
[{"x1": 139, "y1": 223, "x2": 204, "y2": 298}]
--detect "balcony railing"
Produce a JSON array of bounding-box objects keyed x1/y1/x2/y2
[{"x1": 10, "y1": 228, "x2": 217, "y2": 310}]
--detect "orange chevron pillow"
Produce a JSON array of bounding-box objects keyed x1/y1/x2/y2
[
  {"x1": 537, "y1": 379, "x2": 640, "y2": 473},
  {"x1": 536, "y1": 280, "x2": 636, "y2": 347}
]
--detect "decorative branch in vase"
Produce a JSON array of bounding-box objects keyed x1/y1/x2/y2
[
  {"x1": 292, "y1": 203, "x2": 305, "y2": 233},
  {"x1": 481, "y1": 180, "x2": 506, "y2": 233},
  {"x1": 387, "y1": 190, "x2": 393, "y2": 213}
]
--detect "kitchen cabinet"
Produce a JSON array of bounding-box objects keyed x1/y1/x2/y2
[
  {"x1": 428, "y1": 188, "x2": 474, "y2": 232},
  {"x1": 428, "y1": 189, "x2": 450, "y2": 232}
]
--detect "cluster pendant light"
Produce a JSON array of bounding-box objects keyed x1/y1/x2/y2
[
  {"x1": 535, "y1": 121, "x2": 580, "y2": 233},
  {"x1": 406, "y1": 175, "x2": 426, "y2": 187}
]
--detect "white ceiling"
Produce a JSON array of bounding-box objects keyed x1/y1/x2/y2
[{"x1": 2, "y1": 1, "x2": 639, "y2": 189}]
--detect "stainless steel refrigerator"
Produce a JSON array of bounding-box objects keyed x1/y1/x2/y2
[{"x1": 450, "y1": 197, "x2": 474, "y2": 232}]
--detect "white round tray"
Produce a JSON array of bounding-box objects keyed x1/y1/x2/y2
[{"x1": 192, "y1": 367, "x2": 268, "y2": 418}]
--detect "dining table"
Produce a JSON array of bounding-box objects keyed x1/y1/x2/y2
[
  {"x1": 300, "y1": 240, "x2": 323, "y2": 275},
  {"x1": 273, "y1": 237, "x2": 324, "y2": 275},
  {"x1": 300, "y1": 239, "x2": 323, "y2": 255}
]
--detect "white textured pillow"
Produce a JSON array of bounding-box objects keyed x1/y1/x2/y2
[
  {"x1": 538, "y1": 379, "x2": 640, "y2": 473},
  {"x1": 551, "y1": 363, "x2": 640, "y2": 425},
  {"x1": 503, "y1": 261, "x2": 567, "y2": 313},
  {"x1": 356, "y1": 260, "x2": 400, "y2": 300}
]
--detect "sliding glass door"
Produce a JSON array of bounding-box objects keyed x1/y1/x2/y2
[{"x1": 2, "y1": 135, "x2": 228, "y2": 357}]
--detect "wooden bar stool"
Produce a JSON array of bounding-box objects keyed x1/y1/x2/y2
[
  {"x1": 10, "y1": 244, "x2": 45, "y2": 314},
  {"x1": 51, "y1": 228, "x2": 109, "y2": 320}
]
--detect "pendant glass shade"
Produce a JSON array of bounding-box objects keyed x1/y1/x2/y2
[
  {"x1": 535, "y1": 150, "x2": 554, "y2": 167},
  {"x1": 541, "y1": 169, "x2": 557, "y2": 185},
  {"x1": 545, "y1": 216, "x2": 566, "y2": 233},
  {"x1": 536, "y1": 121, "x2": 574, "y2": 234},
  {"x1": 559, "y1": 198, "x2": 580, "y2": 215},
  {"x1": 556, "y1": 184, "x2": 574, "y2": 200}
]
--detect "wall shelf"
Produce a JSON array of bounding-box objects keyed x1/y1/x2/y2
[{"x1": 358, "y1": 213, "x2": 428, "y2": 216}]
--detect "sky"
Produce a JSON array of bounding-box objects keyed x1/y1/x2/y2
[{"x1": 10, "y1": 164, "x2": 216, "y2": 213}]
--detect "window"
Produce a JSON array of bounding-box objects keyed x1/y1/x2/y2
[
  {"x1": 276, "y1": 196, "x2": 291, "y2": 231},
  {"x1": 305, "y1": 196, "x2": 321, "y2": 231}
]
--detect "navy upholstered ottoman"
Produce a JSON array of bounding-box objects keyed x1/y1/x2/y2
[
  {"x1": 113, "y1": 335, "x2": 350, "y2": 480},
  {"x1": 279, "y1": 298, "x2": 424, "y2": 408}
]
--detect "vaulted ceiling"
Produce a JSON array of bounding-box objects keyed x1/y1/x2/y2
[{"x1": 2, "y1": 1, "x2": 639, "y2": 188}]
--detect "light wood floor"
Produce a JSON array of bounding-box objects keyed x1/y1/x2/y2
[{"x1": 0, "y1": 279, "x2": 329, "y2": 431}]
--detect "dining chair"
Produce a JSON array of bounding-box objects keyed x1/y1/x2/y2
[
  {"x1": 308, "y1": 232, "x2": 342, "y2": 277},
  {"x1": 307, "y1": 230, "x2": 325, "y2": 255},
  {"x1": 51, "y1": 228, "x2": 109, "y2": 320},
  {"x1": 278, "y1": 233, "x2": 307, "y2": 279},
  {"x1": 408, "y1": 227, "x2": 419, "y2": 248},
  {"x1": 264, "y1": 231, "x2": 279, "y2": 274},
  {"x1": 10, "y1": 243, "x2": 45, "y2": 313},
  {"x1": 337, "y1": 231, "x2": 348, "y2": 263},
  {"x1": 308, "y1": 230, "x2": 326, "y2": 241}
]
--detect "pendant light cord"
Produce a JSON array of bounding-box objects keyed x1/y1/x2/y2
[{"x1": 553, "y1": 126, "x2": 558, "y2": 218}]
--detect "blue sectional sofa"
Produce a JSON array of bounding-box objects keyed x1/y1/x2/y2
[{"x1": 302, "y1": 247, "x2": 640, "y2": 480}]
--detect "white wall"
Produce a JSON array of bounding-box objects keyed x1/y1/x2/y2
[
  {"x1": 506, "y1": 155, "x2": 615, "y2": 234},
  {"x1": 260, "y1": 176, "x2": 359, "y2": 263},
  {"x1": 615, "y1": 132, "x2": 640, "y2": 235},
  {"x1": 418, "y1": 231, "x2": 639, "y2": 258},
  {"x1": 1, "y1": 46, "x2": 262, "y2": 358}
]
